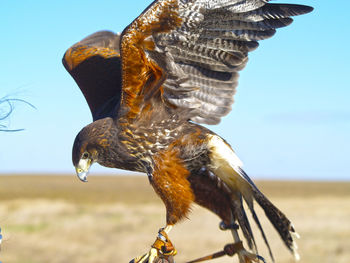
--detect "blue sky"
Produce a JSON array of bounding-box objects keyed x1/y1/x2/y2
[{"x1": 0, "y1": 0, "x2": 349, "y2": 180}]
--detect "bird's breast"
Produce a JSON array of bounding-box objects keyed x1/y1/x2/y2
[
  {"x1": 122, "y1": 126, "x2": 179, "y2": 156},
  {"x1": 115, "y1": 120, "x2": 213, "y2": 176},
  {"x1": 115, "y1": 122, "x2": 182, "y2": 172}
]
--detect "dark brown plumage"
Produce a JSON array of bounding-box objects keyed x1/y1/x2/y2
[{"x1": 63, "y1": 1, "x2": 313, "y2": 262}]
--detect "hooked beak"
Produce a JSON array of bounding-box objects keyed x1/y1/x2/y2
[{"x1": 75, "y1": 158, "x2": 92, "y2": 182}]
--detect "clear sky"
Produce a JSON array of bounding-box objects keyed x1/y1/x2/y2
[{"x1": 1, "y1": 0, "x2": 349, "y2": 180}]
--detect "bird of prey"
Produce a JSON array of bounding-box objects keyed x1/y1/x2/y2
[{"x1": 63, "y1": 1, "x2": 312, "y2": 262}]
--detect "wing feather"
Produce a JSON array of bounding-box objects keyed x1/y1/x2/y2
[
  {"x1": 62, "y1": 31, "x2": 122, "y2": 121},
  {"x1": 205, "y1": 3, "x2": 312, "y2": 22},
  {"x1": 148, "y1": 0, "x2": 313, "y2": 124},
  {"x1": 119, "y1": 0, "x2": 183, "y2": 120},
  {"x1": 65, "y1": 1, "x2": 313, "y2": 125}
]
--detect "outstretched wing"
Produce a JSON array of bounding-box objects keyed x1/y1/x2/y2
[
  {"x1": 119, "y1": 0, "x2": 313, "y2": 124},
  {"x1": 63, "y1": 31, "x2": 122, "y2": 121}
]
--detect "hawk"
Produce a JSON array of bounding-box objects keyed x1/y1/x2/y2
[{"x1": 63, "y1": 1, "x2": 312, "y2": 262}]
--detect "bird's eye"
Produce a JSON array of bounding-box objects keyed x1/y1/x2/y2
[{"x1": 82, "y1": 152, "x2": 89, "y2": 159}]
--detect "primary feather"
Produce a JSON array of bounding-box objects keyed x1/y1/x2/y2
[{"x1": 146, "y1": 0, "x2": 313, "y2": 125}]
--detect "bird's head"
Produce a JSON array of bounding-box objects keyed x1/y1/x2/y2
[{"x1": 72, "y1": 118, "x2": 114, "y2": 182}]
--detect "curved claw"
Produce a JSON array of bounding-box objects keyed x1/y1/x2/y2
[
  {"x1": 237, "y1": 248, "x2": 265, "y2": 263},
  {"x1": 130, "y1": 248, "x2": 176, "y2": 263},
  {"x1": 257, "y1": 255, "x2": 267, "y2": 263},
  {"x1": 130, "y1": 248, "x2": 159, "y2": 263},
  {"x1": 130, "y1": 230, "x2": 176, "y2": 263}
]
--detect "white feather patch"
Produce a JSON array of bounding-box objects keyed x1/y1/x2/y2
[
  {"x1": 208, "y1": 135, "x2": 243, "y2": 167},
  {"x1": 207, "y1": 135, "x2": 252, "y2": 199}
]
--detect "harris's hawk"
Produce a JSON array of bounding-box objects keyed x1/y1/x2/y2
[{"x1": 63, "y1": 1, "x2": 313, "y2": 262}]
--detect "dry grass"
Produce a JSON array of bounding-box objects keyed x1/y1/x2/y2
[{"x1": 0, "y1": 175, "x2": 349, "y2": 263}]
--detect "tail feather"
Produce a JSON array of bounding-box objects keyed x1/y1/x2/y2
[
  {"x1": 237, "y1": 167, "x2": 300, "y2": 260},
  {"x1": 245, "y1": 199, "x2": 275, "y2": 262},
  {"x1": 239, "y1": 203, "x2": 256, "y2": 252},
  {"x1": 207, "y1": 134, "x2": 299, "y2": 260},
  {"x1": 232, "y1": 196, "x2": 257, "y2": 252},
  {"x1": 252, "y1": 187, "x2": 300, "y2": 260}
]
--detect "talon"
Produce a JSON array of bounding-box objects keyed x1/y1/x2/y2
[
  {"x1": 148, "y1": 248, "x2": 159, "y2": 262},
  {"x1": 129, "y1": 253, "x2": 147, "y2": 263},
  {"x1": 257, "y1": 255, "x2": 267, "y2": 263},
  {"x1": 153, "y1": 231, "x2": 177, "y2": 256},
  {"x1": 131, "y1": 229, "x2": 176, "y2": 263},
  {"x1": 237, "y1": 247, "x2": 265, "y2": 263}
]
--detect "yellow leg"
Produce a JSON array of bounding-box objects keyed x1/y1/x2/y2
[{"x1": 131, "y1": 225, "x2": 176, "y2": 263}]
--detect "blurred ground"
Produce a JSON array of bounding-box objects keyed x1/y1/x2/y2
[{"x1": 0, "y1": 175, "x2": 349, "y2": 263}]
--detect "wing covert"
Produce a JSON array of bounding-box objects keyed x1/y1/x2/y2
[
  {"x1": 119, "y1": 0, "x2": 312, "y2": 125},
  {"x1": 156, "y1": 1, "x2": 313, "y2": 124},
  {"x1": 64, "y1": 1, "x2": 312, "y2": 125},
  {"x1": 63, "y1": 31, "x2": 122, "y2": 121}
]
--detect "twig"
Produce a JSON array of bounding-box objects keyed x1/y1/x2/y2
[{"x1": 0, "y1": 97, "x2": 35, "y2": 132}]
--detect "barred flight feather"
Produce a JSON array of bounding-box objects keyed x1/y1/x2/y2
[
  {"x1": 206, "y1": 4, "x2": 311, "y2": 22},
  {"x1": 191, "y1": 115, "x2": 222, "y2": 125},
  {"x1": 202, "y1": 17, "x2": 293, "y2": 31},
  {"x1": 97, "y1": 0, "x2": 313, "y2": 125},
  {"x1": 178, "y1": 64, "x2": 236, "y2": 82},
  {"x1": 162, "y1": 80, "x2": 198, "y2": 93},
  {"x1": 191, "y1": 90, "x2": 234, "y2": 106},
  {"x1": 195, "y1": 101, "x2": 232, "y2": 117},
  {"x1": 202, "y1": 0, "x2": 268, "y2": 13},
  {"x1": 170, "y1": 41, "x2": 246, "y2": 67},
  {"x1": 194, "y1": 37, "x2": 259, "y2": 52},
  {"x1": 189, "y1": 82, "x2": 237, "y2": 96},
  {"x1": 202, "y1": 28, "x2": 277, "y2": 41},
  {"x1": 169, "y1": 46, "x2": 240, "y2": 72},
  {"x1": 155, "y1": 1, "x2": 306, "y2": 124}
]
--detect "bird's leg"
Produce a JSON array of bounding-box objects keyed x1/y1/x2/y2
[
  {"x1": 219, "y1": 221, "x2": 265, "y2": 263},
  {"x1": 133, "y1": 150, "x2": 192, "y2": 262},
  {"x1": 130, "y1": 225, "x2": 177, "y2": 263}
]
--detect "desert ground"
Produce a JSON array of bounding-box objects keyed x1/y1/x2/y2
[{"x1": 0, "y1": 175, "x2": 349, "y2": 263}]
